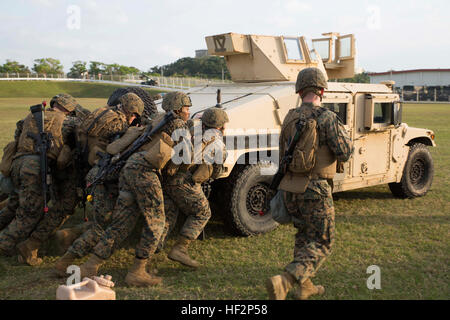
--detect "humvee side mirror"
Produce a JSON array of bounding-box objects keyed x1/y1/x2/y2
[{"x1": 364, "y1": 94, "x2": 374, "y2": 130}]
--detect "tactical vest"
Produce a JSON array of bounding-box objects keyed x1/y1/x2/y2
[
  {"x1": 15, "y1": 109, "x2": 66, "y2": 161},
  {"x1": 279, "y1": 105, "x2": 337, "y2": 193},
  {"x1": 78, "y1": 106, "x2": 128, "y2": 166}
]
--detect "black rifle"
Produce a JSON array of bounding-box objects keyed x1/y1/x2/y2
[
  {"x1": 269, "y1": 114, "x2": 307, "y2": 191},
  {"x1": 28, "y1": 102, "x2": 52, "y2": 213},
  {"x1": 86, "y1": 111, "x2": 175, "y2": 197}
]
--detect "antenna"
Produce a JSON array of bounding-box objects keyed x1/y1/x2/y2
[{"x1": 216, "y1": 89, "x2": 222, "y2": 108}]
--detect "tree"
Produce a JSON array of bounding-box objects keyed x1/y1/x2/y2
[
  {"x1": 148, "y1": 66, "x2": 161, "y2": 75},
  {"x1": 151, "y1": 56, "x2": 230, "y2": 79},
  {"x1": 67, "y1": 60, "x2": 87, "y2": 78},
  {"x1": 89, "y1": 61, "x2": 105, "y2": 76},
  {"x1": 32, "y1": 58, "x2": 64, "y2": 74},
  {"x1": 0, "y1": 60, "x2": 30, "y2": 74},
  {"x1": 336, "y1": 71, "x2": 370, "y2": 83},
  {"x1": 117, "y1": 65, "x2": 140, "y2": 75}
]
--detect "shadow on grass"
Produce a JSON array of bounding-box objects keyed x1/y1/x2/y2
[
  {"x1": 334, "y1": 190, "x2": 394, "y2": 200},
  {"x1": 337, "y1": 213, "x2": 449, "y2": 227}
]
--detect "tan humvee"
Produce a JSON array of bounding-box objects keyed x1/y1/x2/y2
[{"x1": 158, "y1": 32, "x2": 436, "y2": 236}]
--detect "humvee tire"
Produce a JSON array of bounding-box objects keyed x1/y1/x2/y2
[
  {"x1": 221, "y1": 163, "x2": 278, "y2": 236},
  {"x1": 389, "y1": 143, "x2": 434, "y2": 198},
  {"x1": 107, "y1": 87, "x2": 158, "y2": 118}
]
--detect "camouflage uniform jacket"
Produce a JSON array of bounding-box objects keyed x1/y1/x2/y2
[{"x1": 280, "y1": 102, "x2": 353, "y2": 196}]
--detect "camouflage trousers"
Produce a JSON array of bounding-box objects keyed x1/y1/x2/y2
[
  {"x1": 68, "y1": 166, "x2": 119, "y2": 258},
  {"x1": 0, "y1": 156, "x2": 44, "y2": 253},
  {"x1": 283, "y1": 179, "x2": 335, "y2": 284},
  {"x1": 0, "y1": 200, "x2": 16, "y2": 232},
  {"x1": 93, "y1": 162, "x2": 165, "y2": 260},
  {"x1": 161, "y1": 180, "x2": 211, "y2": 241},
  {"x1": 29, "y1": 167, "x2": 80, "y2": 243}
]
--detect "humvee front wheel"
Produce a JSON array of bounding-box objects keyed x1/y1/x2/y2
[
  {"x1": 388, "y1": 143, "x2": 434, "y2": 198},
  {"x1": 224, "y1": 163, "x2": 279, "y2": 236}
]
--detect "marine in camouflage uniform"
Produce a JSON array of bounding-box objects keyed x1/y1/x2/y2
[
  {"x1": 163, "y1": 107, "x2": 229, "y2": 268},
  {"x1": 266, "y1": 68, "x2": 353, "y2": 300},
  {"x1": 15, "y1": 94, "x2": 91, "y2": 265},
  {"x1": 0, "y1": 96, "x2": 92, "y2": 235},
  {"x1": 53, "y1": 93, "x2": 145, "y2": 276},
  {"x1": 76, "y1": 91, "x2": 192, "y2": 287},
  {"x1": 0, "y1": 120, "x2": 25, "y2": 231},
  {"x1": 0, "y1": 101, "x2": 69, "y2": 257}
]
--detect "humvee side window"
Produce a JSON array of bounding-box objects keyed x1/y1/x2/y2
[
  {"x1": 373, "y1": 103, "x2": 393, "y2": 124},
  {"x1": 312, "y1": 39, "x2": 331, "y2": 61},
  {"x1": 323, "y1": 103, "x2": 347, "y2": 124},
  {"x1": 339, "y1": 36, "x2": 351, "y2": 58},
  {"x1": 283, "y1": 38, "x2": 303, "y2": 61}
]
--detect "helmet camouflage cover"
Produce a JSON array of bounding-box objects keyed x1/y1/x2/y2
[
  {"x1": 295, "y1": 67, "x2": 328, "y2": 94},
  {"x1": 118, "y1": 92, "x2": 144, "y2": 116},
  {"x1": 50, "y1": 93, "x2": 78, "y2": 112},
  {"x1": 162, "y1": 91, "x2": 192, "y2": 111},
  {"x1": 201, "y1": 107, "x2": 229, "y2": 128}
]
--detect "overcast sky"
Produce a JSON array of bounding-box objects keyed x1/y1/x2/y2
[{"x1": 0, "y1": 0, "x2": 449, "y2": 73}]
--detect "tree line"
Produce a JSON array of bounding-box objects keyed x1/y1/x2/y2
[
  {"x1": 0, "y1": 59, "x2": 141, "y2": 78},
  {"x1": 0, "y1": 57, "x2": 369, "y2": 82},
  {"x1": 0, "y1": 56, "x2": 231, "y2": 80}
]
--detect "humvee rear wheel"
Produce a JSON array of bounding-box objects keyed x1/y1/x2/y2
[
  {"x1": 224, "y1": 163, "x2": 278, "y2": 236},
  {"x1": 388, "y1": 143, "x2": 434, "y2": 198}
]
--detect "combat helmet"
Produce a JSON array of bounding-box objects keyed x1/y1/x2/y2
[
  {"x1": 118, "y1": 92, "x2": 144, "y2": 116},
  {"x1": 50, "y1": 93, "x2": 78, "y2": 112},
  {"x1": 201, "y1": 107, "x2": 229, "y2": 128},
  {"x1": 162, "y1": 91, "x2": 192, "y2": 111},
  {"x1": 295, "y1": 67, "x2": 328, "y2": 94}
]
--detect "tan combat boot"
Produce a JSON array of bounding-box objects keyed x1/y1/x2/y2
[
  {"x1": 17, "y1": 237, "x2": 43, "y2": 266},
  {"x1": 168, "y1": 236, "x2": 200, "y2": 268},
  {"x1": 55, "y1": 223, "x2": 91, "y2": 255},
  {"x1": 294, "y1": 278, "x2": 325, "y2": 300},
  {"x1": 266, "y1": 272, "x2": 297, "y2": 300},
  {"x1": 79, "y1": 254, "x2": 104, "y2": 278},
  {"x1": 53, "y1": 252, "x2": 78, "y2": 278},
  {"x1": 125, "y1": 258, "x2": 162, "y2": 287}
]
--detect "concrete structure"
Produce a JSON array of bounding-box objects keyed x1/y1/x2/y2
[
  {"x1": 195, "y1": 49, "x2": 209, "y2": 58},
  {"x1": 369, "y1": 69, "x2": 450, "y2": 87}
]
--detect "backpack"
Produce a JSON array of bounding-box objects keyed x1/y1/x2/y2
[
  {"x1": 0, "y1": 141, "x2": 17, "y2": 176},
  {"x1": 77, "y1": 106, "x2": 127, "y2": 166},
  {"x1": 282, "y1": 105, "x2": 324, "y2": 175},
  {"x1": 16, "y1": 109, "x2": 65, "y2": 160}
]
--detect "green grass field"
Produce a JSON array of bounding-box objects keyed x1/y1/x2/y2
[
  {"x1": 0, "y1": 80, "x2": 161, "y2": 99},
  {"x1": 0, "y1": 89, "x2": 448, "y2": 299}
]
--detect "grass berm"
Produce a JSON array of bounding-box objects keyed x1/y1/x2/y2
[{"x1": 0, "y1": 81, "x2": 448, "y2": 299}]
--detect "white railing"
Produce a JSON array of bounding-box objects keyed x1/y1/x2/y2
[{"x1": 0, "y1": 73, "x2": 231, "y2": 90}]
